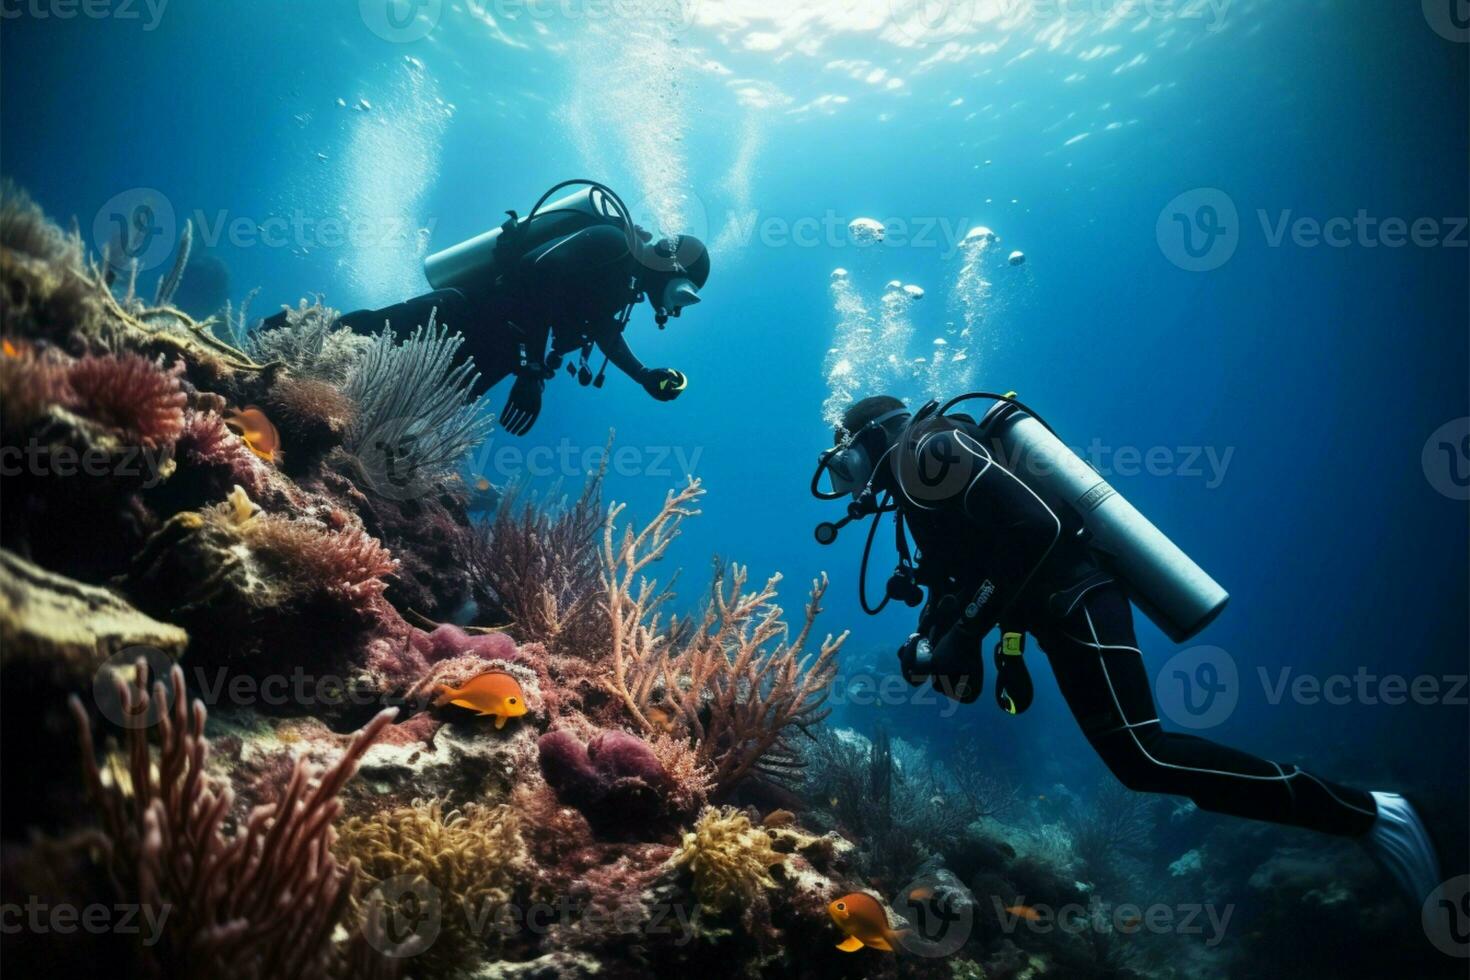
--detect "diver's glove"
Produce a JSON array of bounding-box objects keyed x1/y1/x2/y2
[
  {"x1": 500, "y1": 373, "x2": 545, "y2": 436},
  {"x1": 641, "y1": 368, "x2": 687, "y2": 402},
  {"x1": 899, "y1": 620, "x2": 985, "y2": 705}
]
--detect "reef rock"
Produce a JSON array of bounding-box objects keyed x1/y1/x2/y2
[{"x1": 0, "y1": 547, "x2": 187, "y2": 685}]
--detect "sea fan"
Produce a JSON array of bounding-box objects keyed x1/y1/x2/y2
[{"x1": 343, "y1": 312, "x2": 492, "y2": 496}]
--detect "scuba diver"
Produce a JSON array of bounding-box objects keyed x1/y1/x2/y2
[
  {"x1": 266, "y1": 180, "x2": 708, "y2": 436},
  {"x1": 812, "y1": 392, "x2": 1442, "y2": 908}
]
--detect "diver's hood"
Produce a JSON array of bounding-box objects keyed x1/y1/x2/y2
[{"x1": 657, "y1": 276, "x2": 702, "y2": 313}]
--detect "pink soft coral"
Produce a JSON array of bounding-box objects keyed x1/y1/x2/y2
[
  {"x1": 177, "y1": 410, "x2": 272, "y2": 497},
  {"x1": 65, "y1": 353, "x2": 186, "y2": 448},
  {"x1": 246, "y1": 514, "x2": 399, "y2": 604}
]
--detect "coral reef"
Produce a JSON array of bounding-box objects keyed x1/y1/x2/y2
[
  {"x1": 671, "y1": 806, "x2": 782, "y2": 913},
  {"x1": 601, "y1": 480, "x2": 844, "y2": 795},
  {"x1": 537, "y1": 728, "x2": 697, "y2": 840},
  {"x1": 465, "y1": 464, "x2": 609, "y2": 655},
  {"x1": 336, "y1": 799, "x2": 528, "y2": 974},
  {"x1": 69, "y1": 662, "x2": 397, "y2": 978},
  {"x1": 244, "y1": 298, "x2": 370, "y2": 386},
  {"x1": 343, "y1": 315, "x2": 493, "y2": 499}
]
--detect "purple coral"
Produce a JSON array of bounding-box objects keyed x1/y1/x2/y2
[
  {"x1": 537, "y1": 729, "x2": 677, "y2": 841},
  {"x1": 414, "y1": 623, "x2": 519, "y2": 664}
]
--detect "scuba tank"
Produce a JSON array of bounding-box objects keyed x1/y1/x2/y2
[
  {"x1": 423, "y1": 180, "x2": 636, "y2": 291},
  {"x1": 974, "y1": 397, "x2": 1229, "y2": 643}
]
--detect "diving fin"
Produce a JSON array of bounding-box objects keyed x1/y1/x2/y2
[
  {"x1": 835, "y1": 936, "x2": 864, "y2": 952},
  {"x1": 1363, "y1": 791, "x2": 1441, "y2": 908}
]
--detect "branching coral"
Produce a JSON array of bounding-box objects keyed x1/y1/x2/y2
[
  {"x1": 69, "y1": 663, "x2": 397, "y2": 979},
  {"x1": 464, "y1": 457, "x2": 609, "y2": 653},
  {"x1": 246, "y1": 298, "x2": 370, "y2": 385},
  {"x1": 671, "y1": 806, "x2": 781, "y2": 913},
  {"x1": 601, "y1": 479, "x2": 844, "y2": 796},
  {"x1": 343, "y1": 314, "x2": 492, "y2": 498},
  {"x1": 335, "y1": 799, "x2": 527, "y2": 973}
]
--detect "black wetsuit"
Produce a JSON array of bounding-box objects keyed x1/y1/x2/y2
[
  {"x1": 890, "y1": 413, "x2": 1377, "y2": 837},
  {"x1": 335, "y1": 221, "x2": 652, "y2": 397}
]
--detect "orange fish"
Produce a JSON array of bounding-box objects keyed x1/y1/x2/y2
[
  {"x1": 828, "y1": 892, "x2": 907, "y2": 953},
  {"x1": 225, "y1": 407, "x2": 281, "y2": 463},
  {"x1": 1118, "y1": 914, "x2": 1143, "y2": 931},
  {"x1": 1004, "y1": 905, "x2": 1043, "y2": 922},
  {"x1": 432, "y1": 671, "x2": 527, "y2": 729},
  {"x1": 2, "y1": 338, "x2": 24, "y2": 358}
]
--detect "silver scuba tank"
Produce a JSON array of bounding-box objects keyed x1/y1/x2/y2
[
  {"x1": 978, "y1": 401, "x2": 1229, "y2": 642},
  {"x1": 423, "y1": 185, "x2": 627, "y2": 291}
]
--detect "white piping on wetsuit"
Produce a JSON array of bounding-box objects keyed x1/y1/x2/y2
[
  {"x1": 1075, "y1": 597, "x2": 1376, "y2": 820},
  {"x1": 897, "y1": 427, "x2": 1063, "y2": 618}
]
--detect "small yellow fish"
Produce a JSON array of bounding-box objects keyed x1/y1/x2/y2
[
  {"x1": 828, "y1": 892, "x2": 907, "y2": 953},
  {"x1": 225, "y1": 406, "x2": 281, "y2": 463},
  {"x1": 1004, "y1": 904, "x2": 1042, "y2": 922},
  {"x1": 432, "y1": 671, "x2": 527, "y2": 729}
]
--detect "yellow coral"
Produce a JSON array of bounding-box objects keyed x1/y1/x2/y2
[
  {"x1": 336, "y1": 800, "x2": 527, "y2": 972},
  {"x1": 672, "y1": 806, "x2": 781, "y2": 912}
]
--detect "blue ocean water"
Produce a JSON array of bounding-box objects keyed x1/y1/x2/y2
[{"x1": 4, "y1": 0, "x2": 1467, "y2": 969}]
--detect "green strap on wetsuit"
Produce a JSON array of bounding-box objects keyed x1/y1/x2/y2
[{"x1": 995, "y1": 630, "x2": 1035, "y2": 715}]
